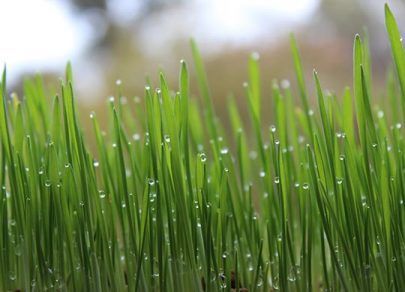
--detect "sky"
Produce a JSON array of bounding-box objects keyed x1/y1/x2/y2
[
  {"x1": 0, "y1": 0, "x2": 320, "y2": 82},
  {"x1": 0, "y1": 0, "x2": 94, "y2": 82}
]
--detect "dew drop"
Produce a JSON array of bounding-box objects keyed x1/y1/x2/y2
[
  {"x1": 249, "y1": 151, "x2": 258, "y2": 160},
  {"x1": 251, "y1": 51, "x2": 260, "y2": 60},
  {"x1": 302, "y1": 183, "x2": 309, "y2": 190},
  {"x1": 274, "y1": 176, "x2": 280, "y2": 184},
  {"x1": 99, "y1": 190, "x2": 106, "y2": 199},
  {"x1": 93, "y1": 160, "x2": 99, "y2": 168},
  {"x1": 298, "y1": 136, "x2": 305, "y2": 144},
  {"x1": 200, "y1": 153, "x2": 207, "y2": 162},
  {"x1": 220, "y1": 147, "x2": 229, "y2": 155},
  {"x1": 281, "y1": 79, "x2": 290, "y2": 89}
]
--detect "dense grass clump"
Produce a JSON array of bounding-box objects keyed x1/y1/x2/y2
[{"x1": 1, "y1": 4, "x2": 405, "y2": 291}]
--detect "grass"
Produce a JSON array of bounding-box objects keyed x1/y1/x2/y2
[{"x1": 1, "y1": 3, "x2": 405, "y2": 291}]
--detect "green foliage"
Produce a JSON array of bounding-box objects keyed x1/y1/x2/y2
[{"x1": 1, "y1": 4, "x2": 405, "y2": 291}]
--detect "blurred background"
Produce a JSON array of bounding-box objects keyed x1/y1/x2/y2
[{"x1": 2, "y1": 0, "x2": 405, "y2": 126}]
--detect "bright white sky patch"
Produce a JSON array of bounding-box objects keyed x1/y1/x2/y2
[
  {"x1": 0, "y1": 0, "x2": 321, "y2": 82},
  {"x1": 0, "y1": 0, "x2": 91, "y2": 82}
]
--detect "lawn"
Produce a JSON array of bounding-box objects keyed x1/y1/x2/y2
[{"x1": 0, "y1": 3, "x2": 404, "y2": 291}]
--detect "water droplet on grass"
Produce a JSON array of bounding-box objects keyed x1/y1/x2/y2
[
  {"x1": 281, "y1": 79, "x2": 290, "y2": 89},
  {"x1": 148, "y1": 179, "x2": 155, "y2": 186},
  {"x1": 251, "y1": 51, "x2": 260, "y2": 60},
  {"x1": 220, "y1": 147, "x2": 229, "y2": 155},
  {"x1": 200, "y1": 153, "x2": 207, "y2": 162},
  {"x1": 249, "y1": 151, "x2": 257, "y2": 160},
  {"x1": 302, "y1": 183, "x2": 309, "y2": 190}
]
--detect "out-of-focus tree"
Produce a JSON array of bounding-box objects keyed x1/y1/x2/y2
[
  {"x1": 70, "y1": 0, "x2": 106, "y2": 9},
  {"x1": 68, "y1": 0, "x2": 182, "y2": 15}
]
